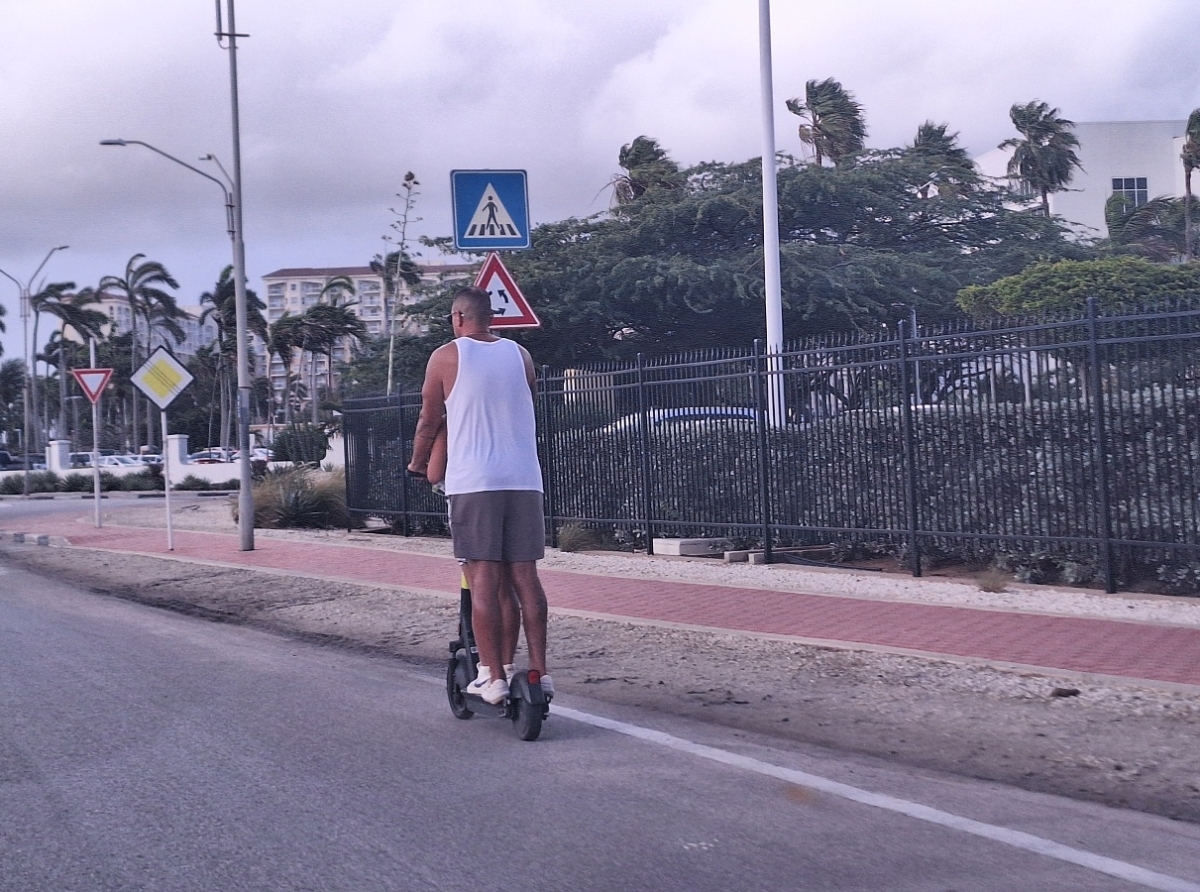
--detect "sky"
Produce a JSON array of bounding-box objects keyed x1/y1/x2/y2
[{"x1": 2, "y1": 0, "x2": 1198, "y2": 362}]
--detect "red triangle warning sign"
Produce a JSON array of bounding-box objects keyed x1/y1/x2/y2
[
  {"x1": 474, "y1": 252, "x2": 540, "y2": 328},
  {"x1": 72, "y1": 368, "x2": 113, "y2": 404}
]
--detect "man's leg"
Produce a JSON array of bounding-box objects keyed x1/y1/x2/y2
[
  {"x1": 465, "y1": 559, "x2": 506, "y2": 684},
  {"x1": 497, "y1": 565, "x2": 521, "y2": 671},
  {"x1": 508, "y1": 561, "x2": 548, "y2": 677}
]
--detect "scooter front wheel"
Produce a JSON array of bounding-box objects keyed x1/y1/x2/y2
[{"x1": 446, "y1": 658, "x2": 474, "y2": 720}]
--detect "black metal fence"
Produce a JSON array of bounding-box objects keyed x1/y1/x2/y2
[{"x1": 343, "y1": 299, "x2": 1200, "y2": 593}]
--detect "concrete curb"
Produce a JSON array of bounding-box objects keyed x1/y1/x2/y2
[{"x1": 0, "y1": 529, "x2": 70, "y2": 547}]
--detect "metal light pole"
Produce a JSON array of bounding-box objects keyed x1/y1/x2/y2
[
  {"x1": 216, "y1": 0, "x2": 254, "y2": 551},
  {"x1": 99, "y1": 136, "x2": 253, "y2": 549},
  {"x1": 1, "y1": 245, "x2": 69, "y2": 497},
  {"x1": 757, "y1": 0, "x2": 785, "y2": 426}
]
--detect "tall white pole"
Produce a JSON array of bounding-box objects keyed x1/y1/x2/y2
[{"x1": 758, "y1": 0, "x2": 786, "y2": 426}]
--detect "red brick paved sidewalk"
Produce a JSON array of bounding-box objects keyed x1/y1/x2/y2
[{"x1": 11, "y1": 512, "x2": 1200, "y2": 689}]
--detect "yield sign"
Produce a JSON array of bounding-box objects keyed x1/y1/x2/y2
[
  {"x1": 72, "y1": 368, "x2": 113, "y2": 405},
  {"x1": 474, "y1": 252, "x2": 540, "y2": 328}
]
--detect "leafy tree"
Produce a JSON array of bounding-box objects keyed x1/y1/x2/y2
[
  {"x1": 785, "y1": 78, "x2": 867, "y2": 167},
  {"x1": 490, "y1": 146, "x2": 1084, "y2": 368},
  {"x1": 97, "y1": 254, "x2": 180, "y2": 449},
  {"x1": 611, "y1": 136, "x2": 684, "y2": 205},
  {"x1": 957, "y1": 257, "x2": 1200, "y2": 317},
  {"x1": 1000, "y1": 100, "x2": 1082, "y2": 216},
  {"x1": 1181, "y1": 109, "x2": 1200, "y2": 261}
]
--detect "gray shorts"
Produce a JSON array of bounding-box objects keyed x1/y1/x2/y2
[{"x1": 447, "y1": 490, "x2": 546, "y2": 562}]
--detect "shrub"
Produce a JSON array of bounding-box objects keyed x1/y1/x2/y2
[
  {"x1": 0, "y1": 475, "x2": 23, "y2": 495},
  {"x1": 556, "y1": 523, "x2": 603, "y2": 552},
  {"x1": 121, "y1": 469, "x2": 164, "y2": 492},
  {"x1": 273, "y1": 424, "x2": 330, "y2": 464},
  {"x1": 176, "y1": 475, "x2": 214, "y2": 491},
  {"x1": 244, "y1": 467, "x2": 357, "y2": 530},
  {"x1": 60, "y1": 473, "x2": 96, "y2": 493}
]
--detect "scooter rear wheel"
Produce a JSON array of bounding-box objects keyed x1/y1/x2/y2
[
  {"x1": 510, "y1": 691, "x2": 543, "y2": 741},
  {"x1": 446, "y1": 658, "x2": 473, "y2": 720}
]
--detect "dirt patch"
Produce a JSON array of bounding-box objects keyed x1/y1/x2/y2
[{"x1": 3, "y1": 540, "x2": 1199, "y2": 825}]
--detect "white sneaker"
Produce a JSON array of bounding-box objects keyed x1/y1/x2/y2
[
  {"x1": 540, "y1": 675, "x2": 554, "y2": 696},
  {"x1": 467, "y1": 676, "x2": 509, "y2": 704},
  {"x1": 503, "y1": 663, "x2": 517, "y2": 681},
  {"x1": 476, "y1": 664, "x2": 492, "y2": 685}
]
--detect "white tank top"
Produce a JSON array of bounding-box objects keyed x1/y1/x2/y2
[{"x1": 444, "y1": 337, "x2": 544, "y2": 495}]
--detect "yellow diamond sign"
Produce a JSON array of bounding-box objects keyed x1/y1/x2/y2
[{"x1": 132, "y1": 347, "x2": 194, "y2": 409}]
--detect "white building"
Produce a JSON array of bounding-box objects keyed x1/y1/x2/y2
[
  {"x1": 84, "y1": 294, "x2": 217, "y2": 360},
  {"x1": 976, "y1": 119, "x2": 1188, "y2": 237},
  {"x1": 259, "y1": 262, "x2": 472, "y2": 416}
]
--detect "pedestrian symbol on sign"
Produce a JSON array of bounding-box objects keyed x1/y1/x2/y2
[{"x1": 464, "y1": 184, "x2": 521, "y2": 239}]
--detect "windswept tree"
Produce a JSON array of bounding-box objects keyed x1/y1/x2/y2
[
  {"x1": 909, "y1": 122, "x2": 978, "y2": 197},
  {"x1": 785, "y1": 78, "x2": 867, "y2": 167},
  {"x1": 28, "y1": 281, "x2": 77, "y2": 449},
  {"x1": 267, "y1": 313, "x2": 305, "y2": 424},
  {"x1": 97, "y1": 254, "x2": 180, "y2": 449},
  {"x1": 611, "y1": 136, "x2": 684, "y2": 205},
  {"x1": 1104, "y1": 194, "x2": 1187, "y2": 262},
  {"x1": 37, "y1": 286, "x2": 107, "y2": 443},
  {"x1": 1181, "y1": 108, "x2": 1200, "y2": 261},
  {"x1": 199, "y1": 265, "x2": 267, "y2": 449},
  {"x1": 297, "y1": 301, "x2": 366, "y2": 423},
  {"x1": 1000, "y1": 100, "x2": 1082, "y2": 216},
  {"x1": 0, "y1": 358, "x2": 25, "y2": 444}
]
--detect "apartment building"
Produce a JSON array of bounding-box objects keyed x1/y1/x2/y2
[
  {"x1": 86, "y1": 293, "x2": 217, "y2": 360},
  {"x1": 258, "y1": 262, "x2": 473, "y2": 415}
]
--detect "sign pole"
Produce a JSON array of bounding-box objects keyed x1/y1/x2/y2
[
  {"x1": 161, "y1": 409, "x2": 174, "y2": 551},
  {"x1": 89, "y1": 339, "x2": 102, "y2": 528}
]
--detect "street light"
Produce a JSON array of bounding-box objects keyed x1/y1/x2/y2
[
  {"x1": 100, "y1": 136, "x2": 254, "y2": 550},
  {"x1": 0, "y1": 245, "x2": 69, "y2": 497}
]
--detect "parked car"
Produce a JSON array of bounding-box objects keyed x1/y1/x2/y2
[
  {"x1": 188, "y1": 449, "x2": 233, "y2": 464},
  {"x1": 98, "y1": 455, "x2": 144, "y2": 468},
  {"x1": 69, "y1": 452, "x2": 95, "y2": 468}
]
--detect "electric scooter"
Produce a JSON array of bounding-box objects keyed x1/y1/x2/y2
[{"x1": 446, "y1": 568, "x2": 550, "y2": 741}]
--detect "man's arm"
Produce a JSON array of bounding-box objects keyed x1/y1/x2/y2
[
  {"x1": 518, "y1": 344, "x2": 537, "y2": 401},
  {"x1": 407, "y1": 345, "x2": 455, "y2": 475}
]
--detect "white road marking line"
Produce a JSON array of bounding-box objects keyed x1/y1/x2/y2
[{"x1": 553, "y1": 705, "x2": 1200, "y2": 892}]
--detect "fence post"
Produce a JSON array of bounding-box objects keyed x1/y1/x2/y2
[
  {"x1": 1086, "y1": 297, "x2": 1117, "y2": 593},
  {"x1": 898, "y1": 319, "x2": 922, "y2": 577},
  {"x1": 539, "y1": 364, "x2": 558, "y2": 548},
  {"x1": 397, "y1": 397, "x2": 411, "y2": 537},
  {"x1": 636, "y1": 353, "x2": 655, "y2": 554},
  {"x1": 753, "y1": 339, "x2": 773, "y2": 563}
]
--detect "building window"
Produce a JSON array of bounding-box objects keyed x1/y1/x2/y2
[
  {"x1": 268, "y1": 283, "x2": 284, "y2": 297},
  {"x1": 1112, "y1": 177, "x2": 1148, "y2": 212}
]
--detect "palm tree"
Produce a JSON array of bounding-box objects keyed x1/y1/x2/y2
[
  {"x1": 0, "y1": 358, "x2": 25, "y2": 445},
  {"x1": 28, "y1": 281, "x2": 76, "y2": 450},
  {"x1": 785, "y1": 78, "x2": 867, "y2": 167},
  {"x1": 1104, "y1": 194, "x2": 1186, "y2": 262},
  {"x1": 297, "y1": 302, "x2": 366, "y2": 424},
  {"x1": 611, "y1": 136, "x2": 683, "y2": 205},
  {"x1": 198, "y1": 266, "x2": 267, "y2": 450},
  {"x1": 909, "y1": 122, "x2": 978, "y2": 197},
  {"x1": 1180, "y1": 109, "x2": 1200, "y2": 261},
  {"x1": 1000, "y1": 100, "x2": 1082, "y2": 217},
  {"x1": 97, "y1": 254, "x2": 180, "y2": 450},
  {"x1": 267, "y1": 314, "x2": 304, "y2": 425},
  {"x1": 37, "y1": 286, "x2": 107, "y2": 444}
]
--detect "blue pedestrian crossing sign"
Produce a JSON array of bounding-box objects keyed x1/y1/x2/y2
[{"x1": 451, "y1": 170, "x2": 530, "y2": 251}]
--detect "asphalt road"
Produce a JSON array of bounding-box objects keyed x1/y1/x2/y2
[{"x1": 3, "y1": 559, "x2": 1200, "y2": 891}]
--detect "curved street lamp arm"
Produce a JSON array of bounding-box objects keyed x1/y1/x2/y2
[{"x1": 101, "y1": 140, "x2": 234, "y2": 238}]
